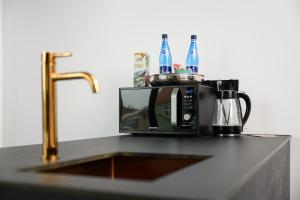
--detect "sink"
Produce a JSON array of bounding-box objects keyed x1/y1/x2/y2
[{"x1": 24, "y1": 152, "x2": 211, "y2": 181}]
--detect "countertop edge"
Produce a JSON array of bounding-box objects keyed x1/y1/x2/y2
[{"x1": 223, "y1": 135, "x2": 291, "y2": 200}]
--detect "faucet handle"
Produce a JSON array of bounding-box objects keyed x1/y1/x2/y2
[
  {"x1": 42, "y1": 51, "x2": 72, "y2": 64},
  {"x1": 53, "y1": 52, "x2": 72, "y2": 58}
]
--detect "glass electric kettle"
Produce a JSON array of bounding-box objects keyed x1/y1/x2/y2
[{"x1": 212, "y1": 90, "x2": 251, "y2": 135}]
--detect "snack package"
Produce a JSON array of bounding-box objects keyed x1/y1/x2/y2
[{"x1": 134, "y1": 52, "x2": 150, "y2": 87}]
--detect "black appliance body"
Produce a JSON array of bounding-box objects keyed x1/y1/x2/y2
[{"x1": 119, "y1": 84, "x2": 216, "y2": 136}]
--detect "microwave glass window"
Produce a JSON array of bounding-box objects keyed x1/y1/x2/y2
[{"x1": 120, "y1": 89, "x2": 151, "y2": 131}]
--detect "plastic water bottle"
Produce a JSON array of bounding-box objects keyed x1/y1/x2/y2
[
  {"x1": 159, "y1": 34, "x2": 172, "y2": 74},
  {"x1": 185, "y1": 35, "x2": 199, "y2": 73}
]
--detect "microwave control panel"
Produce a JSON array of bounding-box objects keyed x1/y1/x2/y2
[{"x1": 181, "y1": 87, "x2": 196, "y2": 129}]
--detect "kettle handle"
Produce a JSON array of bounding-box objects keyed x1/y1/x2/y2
[{"x1": 238, "y1": 92, "x2": 251, "y2": 125}]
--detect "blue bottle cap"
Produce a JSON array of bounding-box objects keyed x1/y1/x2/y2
[
  {"x1": 162, "y1": 34, "x2": 168, "y2": 39},
  {"x1": 191, "y1": 35, "x2": 197, "y2": 39}
]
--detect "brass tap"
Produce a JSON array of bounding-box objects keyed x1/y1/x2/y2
[{"x1": 41, "y1": 51, "x2": 99, "y2": 162}]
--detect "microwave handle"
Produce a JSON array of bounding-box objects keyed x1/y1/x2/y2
[
  {"x1": 149, "y1": 88, "x2": 159, "y2": 128},
  {"x1": 171, "y1": 88, "x2": 180, "y2": 127}
]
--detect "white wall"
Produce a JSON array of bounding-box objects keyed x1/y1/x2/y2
[
  {"x1": 0, "y1": 0, "x2": 2, "y2": 147},
  {"x1": 2, "y1": 0, "x2": 300, "y2": 199}
]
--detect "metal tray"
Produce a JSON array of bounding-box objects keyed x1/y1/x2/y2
[{"x1": 149, "y1": 73, "x2": 205, "y2": 86}]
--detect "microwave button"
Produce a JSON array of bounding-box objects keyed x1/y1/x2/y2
[{"x1": 183, "y1": 113, "x2": 192, "y2": 121}]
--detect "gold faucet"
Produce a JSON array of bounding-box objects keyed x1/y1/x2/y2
[{"x1": 41, "y1": 51, "x2": 99, "y2": 162}]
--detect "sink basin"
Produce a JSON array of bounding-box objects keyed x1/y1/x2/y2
[{"x1": 24, "y1": 152, "x2": 211, "y2": 181}]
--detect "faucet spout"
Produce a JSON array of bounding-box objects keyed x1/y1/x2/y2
[{"x1": 52, "y1": 72, "x2": 99, "y2": 93}]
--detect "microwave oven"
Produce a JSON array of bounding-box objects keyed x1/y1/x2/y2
[{"x1": 119, "y1": 84, "x2": 216, "y2": 136}]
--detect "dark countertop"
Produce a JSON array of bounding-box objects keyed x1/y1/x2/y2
[{"x1": 0, "y1": 134, "x2": 290, "y2": 200}]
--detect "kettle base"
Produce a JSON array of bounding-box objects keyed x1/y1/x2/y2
[{"x1": 213, "y1": 125, "x2": 242, "y2": 135}]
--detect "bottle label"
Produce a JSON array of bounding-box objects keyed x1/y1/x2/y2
[
  {"x1": 189, "y1": 49, "x2": 197, "y2": 55},
  {"x1": 161, "y1": 49, "x2": 169, "y2": 55},
  {"x1": 160, "y1": 66, "x2": 172, "y2": 74},
  {"x1": 186, "y1": 66, "x2": 198, "y2": 73}
]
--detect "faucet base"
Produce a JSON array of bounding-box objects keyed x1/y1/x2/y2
[{"x1": 42, "y1": 155, "x2": 59, "y2": 162}]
